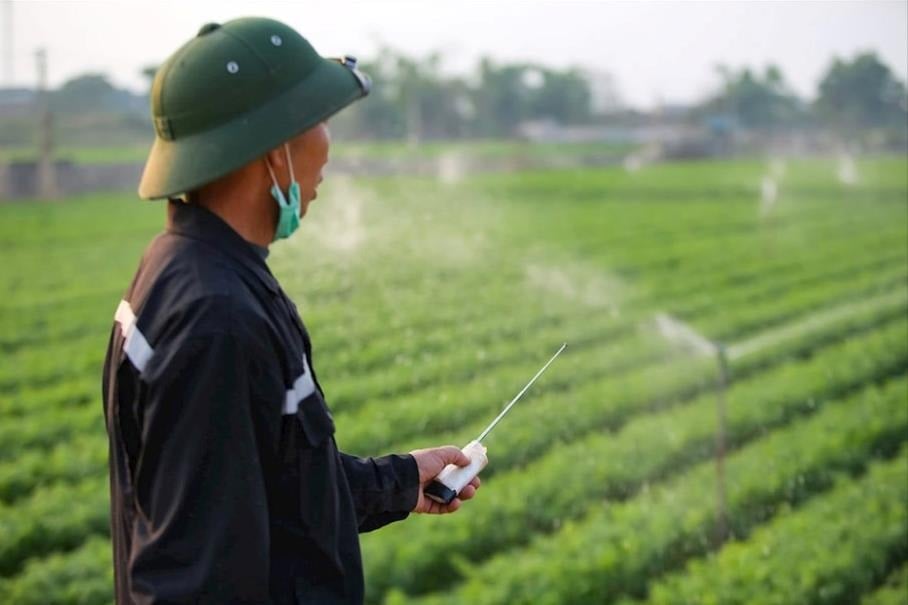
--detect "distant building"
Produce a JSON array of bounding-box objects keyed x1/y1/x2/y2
[
  {"x1": 516, "y1": 117, "x2": 705, "y2": 148},
  {"x1": 0, "y1": 87, "x2": 36, "y2": 117}
]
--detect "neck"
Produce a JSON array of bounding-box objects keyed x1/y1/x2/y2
[{"x1": 191, "y1": 166, "x2": 276, "y2": 247}]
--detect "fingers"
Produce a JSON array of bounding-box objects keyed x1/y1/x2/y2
[
  {"x1": 438, "y1": 445, "x2": 471, "y2": 467},
  {"x1": 459, "y1": 474, "x2": 482, "y2": 498},
  {"x1": 425, "y1": 497, "x2": 461, "y2": 515},
  {"x1": 410, "y1": 445, "x2": 472, "y2": 482}
]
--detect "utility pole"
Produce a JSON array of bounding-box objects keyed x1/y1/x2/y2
[
  {"x1": 35, "y1": 48, "x2": 57, "y2": 199},
  {"x1": 713, "y1": 344, "x2": 730, "y2": 546},
  {"x1": 2, "y1": 0, "x2": 12, "y2": 85}
]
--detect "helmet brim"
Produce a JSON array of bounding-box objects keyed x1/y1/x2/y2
[{"x1": 138, "y1": 57, "x2": 368, "y2": 200}]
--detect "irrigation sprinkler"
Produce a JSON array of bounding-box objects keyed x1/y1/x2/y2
[
  {"x1": 760, "y1": 175, "x2": 778, "y2": 219},
  {"x1": 653, "y1": 313, "x2": 729, "y2": 545},
  {"x1": 424, "y1": 343, "x2": 567, "y2": 505},
  {"x1": 622, "y1": 143, "x2": 662, "y2": 174},
  {"x1": 837, "y1": 151, "x2": 858, "y2": 186},
  {"x1": 653, "y1": 289, "x2": 908, "y2": 543}
]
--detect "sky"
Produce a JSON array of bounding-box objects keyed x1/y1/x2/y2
[{"x1": 3, "y1": 0, "x2": 907, "y2": 110}]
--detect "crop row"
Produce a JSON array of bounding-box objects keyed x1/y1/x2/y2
[
  {"x1": 560, "y1": 200, "x2": 902, "y2": 276},
  {"x1": 598, "y1": 211, "x2": 901, "y2": 282},
  {"x1": 0, "y1": 374, "x2": 96, "y2": 419},
  {"x1": 639, "y1": 450, "x2": 907, "y2": 605},
  {"x1": 0, "y1": 478, "x2": 108, "y2": 577},
  {"x1": 405, "y1": 374, "x2": 908, "y2": 605},
  {"x1": 3, "y1": 288, "x2": 902, "y2": 508},
  {"x1": 671, "y1": 250, "x2": 904, "y2": 320},
  {"x1": 268, "y1": 203, "x2": 904, "y2": 365},
  {"x1": 0, "y1": 537, "x2": 111, "y2": 605},
  {"x1": 3, "y1": 192, "x2": 898, "y2": 385},
  {"x1": 5, "y1": 272, "x2": 900, "y2": 469},
  {"x1": 332, "y1": 265, "x2": 907, "y2": 449},
  {"x1": 360, "y1": 318, "x2": 908, "y2": 599},
  {"x1": 325, "y1": 245, "x2": 905, "y2": 409},
  {"x1": 0, "y1": 214, "x2": 900, "y2": 424},
  {"x1": 3, "y1": 310, "x2": 903, "y2": 581},
  {"x1": 0, "y1": 401, "x2": 101, "y2": 463},
  {"x1": 861, "y1": 563, "x2": 908, "y2": 605},
  {"x1": 346, "y1": 292, "x2": 906, "y2": 464},
  {"x1": 696, "y1": 265, "x2": 905, "y2": 341},
  {"x1": 1, "y1": 280, "x2": 903, "y2": 505},
  {"x1": 2, "y1": 259, "x2": 898, "y2": 468},
  {"x1": 0, "y1": 433, "x2": 106, "y2": 503}
]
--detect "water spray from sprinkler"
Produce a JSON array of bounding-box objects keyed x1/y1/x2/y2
[
  {"x1": 436, "y1": 151, "x2": 467, "y2": 185},
  {"x1": 769, "y1": 158, "x2": 787, "y2": 179},
  {"x1": 759, "y1": 158, "x2": 785, "y2": 219}
]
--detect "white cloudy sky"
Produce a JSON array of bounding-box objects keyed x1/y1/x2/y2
[{"x1": 4, "y1": 0, "x2": 907, "y2": 109}]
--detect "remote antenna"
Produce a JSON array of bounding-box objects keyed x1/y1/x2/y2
[
  {"x1": 425, "y1": 343, "x2": 567, "y2": 505},
  {"x1": 477, "y1": 342, "x2": 567, "y2": 442}
]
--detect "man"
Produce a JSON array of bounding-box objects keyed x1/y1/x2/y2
[{"x1": 102, "y1": 17, "x2": 480, "y2": 604}]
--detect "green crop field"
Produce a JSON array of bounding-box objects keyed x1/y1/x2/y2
[{"x1": 0, "y1": 155, "x2": 906, "y2": 604}]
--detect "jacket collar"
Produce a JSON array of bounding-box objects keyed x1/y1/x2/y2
[{"x1": 166, "y1": 199, "x2": 281, "y2": 294}]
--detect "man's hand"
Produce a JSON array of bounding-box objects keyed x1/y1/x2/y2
[{"x1": 409, "y1": 446, "x2": 482, "y2": 514}]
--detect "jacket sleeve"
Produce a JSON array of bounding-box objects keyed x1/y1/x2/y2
[
  {"x1": 128, "y1": 329, "x2": 271, "y2": 604},
  {"x1": 339, "y1": 452, "x2": 420, "y2": 532}
]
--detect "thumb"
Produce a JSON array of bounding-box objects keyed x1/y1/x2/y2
[{"x1": 437, "y1": 445, "x2": 471, "y2": 467}]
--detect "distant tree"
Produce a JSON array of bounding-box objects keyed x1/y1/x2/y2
[
  {"x1": 470, "y1": 59, "x2": 593, "y2": 137},
  {"x1": 325, "y1": 50, "x2": 596, "y2": 140},
  {"x1": 703, "y1": 64, "x2": 804, "y2": 131},
  {"x1": 815, "y1": 51, "x2": 907, "y2": 138},
  {"x1": 332, "y1": 54, "x2": 406, "y2": 139},
  {"x1": 334, "y1": 48, "x2": 473, "y2": 140},
  {"x1": 393, "y1": 52, "x2": 471, "y2": 142},
  {"x1": 471, "y1": 59, "x2": 534, "y2": 136},
  {"x1": 50, "y1": 73, "x2": 119, "y2": 113},
  {"x1": 532, "y1": 67, "x2": 593, "y2": 124}
]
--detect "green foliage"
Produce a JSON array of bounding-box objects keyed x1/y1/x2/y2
[
  {"x1": 0, "y1": 537, "x2": 112, "y2": 605},
  {"x1": 704, "y1": 64, "x2": 804, "y2": 131},
  {"x1": 320, "y1": 49, "x2": 595, "y2": 140},
  {"x1": 816, "y1": 52, "x2": 908, "y2": 136},
  {"x1": 862, "y1": 563, "x2": 908, "y2": 605},
  {"x1": 413, "y1": 377, "x2": 908, "y2": 604},
  {"x1": 49, "y1": 74, "x2": 121, "y2": 115},
  {"x1": 364, "y1": 317, "x2": 908, "y2": 599},
  {"x1": 642, "y1": 451, "x2": 908, "y2": 605},
  {"x1": 0, "y1": 478, "x2": 108, "y2": 576},
  {"x1": 0, "y1": 156, "x2": 905, "y2": 603}
]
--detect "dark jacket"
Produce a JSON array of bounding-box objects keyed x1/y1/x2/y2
[{"x1": 102, "y1": 200, "x2": 420, "y2": 604}]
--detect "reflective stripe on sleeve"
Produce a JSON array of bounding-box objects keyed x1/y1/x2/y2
[
  {"x1": 114, "y1": 300, "x2": 154, "y2": 373},
  {"x1": 283, "y1": 353, "x2": 316, "y2": 415}
]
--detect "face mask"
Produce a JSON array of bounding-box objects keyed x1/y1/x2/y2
[{"x1": 266, "y1": 144, "x2": 301, "y2": 241}]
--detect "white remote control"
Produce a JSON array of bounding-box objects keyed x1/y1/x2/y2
[
  {"x1": 424, "y1": 344, "x2": 566, "y2": 505},
  {"x1": 425, "y1": 440, "x2": 489, "y2": 505}
]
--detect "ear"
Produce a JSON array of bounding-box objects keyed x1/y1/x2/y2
[{"x1": 265, "y1": 145, "x2": 286, "y2": 172}]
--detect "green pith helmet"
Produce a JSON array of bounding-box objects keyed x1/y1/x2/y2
[{"x1": 138, "y1": 17, "x2": 371, "y2": 199}]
